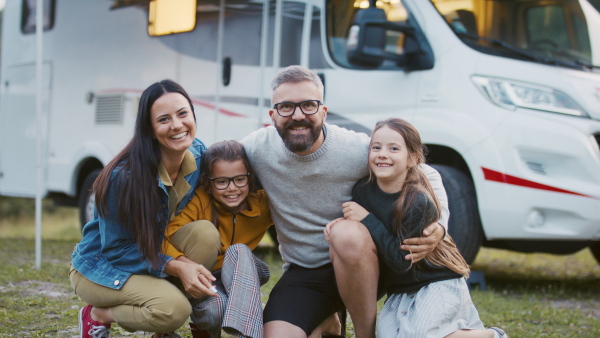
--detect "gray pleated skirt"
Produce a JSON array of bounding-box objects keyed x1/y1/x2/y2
[{"x1": 377, "y1": 277, "x2": 485, "y2": 338}]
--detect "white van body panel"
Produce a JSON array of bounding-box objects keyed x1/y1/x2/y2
[{"x1": 0, "y1": 0, "x2": 598, "y2": 254}]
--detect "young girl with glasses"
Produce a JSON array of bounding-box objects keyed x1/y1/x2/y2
[
  {"x1": 165, "y1": 140, "x2": 273, "y2": 338},
  {"x1": 325, "y1": 118, "x2": 508, "y2": 338}
]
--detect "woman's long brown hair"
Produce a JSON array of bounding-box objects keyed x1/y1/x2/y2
[
  {"x1": 371, "y1": 118, "x2": 470, "y2": 277},
  {"x1": 93, "y1": 80, "x2": 196, "y2": 269}
]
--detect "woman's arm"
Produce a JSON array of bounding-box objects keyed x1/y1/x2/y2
[{"x1": 164, "y1": 256, "x2": 217, "y2": 298}]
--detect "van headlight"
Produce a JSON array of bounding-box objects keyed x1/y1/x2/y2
[{"x1": 471, "y1": 76, "x2": 589, "y2": 118}]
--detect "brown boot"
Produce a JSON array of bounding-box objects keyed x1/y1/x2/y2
[{"x1": 190, "y1": 322, "x2": 211, "y2": 338}]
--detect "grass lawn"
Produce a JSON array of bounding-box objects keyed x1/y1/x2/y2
[{"x1": 0, "y1": 199, "x2": 599, "y2": 337}]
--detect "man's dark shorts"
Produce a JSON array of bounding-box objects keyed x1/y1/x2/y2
[{"x1": 263, "y1": 263, "x2": 345, "y2": 335}]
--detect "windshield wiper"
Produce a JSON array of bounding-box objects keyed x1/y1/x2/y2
[
  {"x1": 574, "y1": 59, "x2": 600, "y2": 71},
  {"x1": 456, "y1": 32, "x2": 587, "y2": 71}
]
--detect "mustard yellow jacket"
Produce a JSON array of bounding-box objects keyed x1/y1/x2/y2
[{"x1": 165, "y1": 188, "x2": 272, "y2": 270}]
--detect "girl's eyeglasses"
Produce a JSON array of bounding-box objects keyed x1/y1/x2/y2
[{"x1": 209, "y1": 173, "x2": 250, "y2": 190}]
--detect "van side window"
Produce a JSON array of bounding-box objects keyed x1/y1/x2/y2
[
  {"x1": 326, "y1": 0, "x2": 408, "y2": 69},
  {"x1": 21, "y1": 0, "x2": 56, "y2": 34},
  {"x1": 281, "y1": 2, "x2": 327, "y2": 69}
]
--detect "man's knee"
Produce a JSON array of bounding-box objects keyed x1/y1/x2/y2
[{"x1": 328, "y1": 220, "x2": 374, "y2": 251}]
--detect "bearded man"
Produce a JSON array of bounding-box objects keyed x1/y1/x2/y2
[{"x1": 241, "y1": 65, "x2": 449, "y2": 338}]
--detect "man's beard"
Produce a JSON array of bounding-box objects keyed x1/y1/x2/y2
[{"x1": 275, "y1": 119, "x2": 322, "y2": 153}]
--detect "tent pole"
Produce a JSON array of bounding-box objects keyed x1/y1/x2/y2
[{"x1": 35, "y1": 0, "x2": 44, "y2": 269}]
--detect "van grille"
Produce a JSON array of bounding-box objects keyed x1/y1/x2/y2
[{"x1": 95, "y1": 94, "x2": 124, "y2": 125}]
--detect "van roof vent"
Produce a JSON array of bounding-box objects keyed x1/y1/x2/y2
[{"x1": 95, "y1": 94, "x2": 124, "y2": 125}]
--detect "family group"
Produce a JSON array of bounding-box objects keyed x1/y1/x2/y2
[{"x1": 70, "y1": 65, "x2": 508, "y2": 338}]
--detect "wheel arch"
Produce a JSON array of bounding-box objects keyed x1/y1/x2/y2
[
  {"x1": 74, "y1": 157, "x2": 104, "y2": 201},
  {"x1": 425, "y1": 144, "x2": 473, "y2": 182},
  {"x1": 424, "y1": 145, "x2": 487, "y2": 264}
]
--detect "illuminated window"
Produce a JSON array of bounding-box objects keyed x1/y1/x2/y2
[{"x1": 148, "y1": 0, "x2": 197, "y2": 36}]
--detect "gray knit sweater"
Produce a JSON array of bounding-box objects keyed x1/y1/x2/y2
[{"x1": 242, "y1": 124, "x2": 448, "y2": 268}]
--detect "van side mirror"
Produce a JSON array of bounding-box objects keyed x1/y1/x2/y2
[
  {"x1": 346, "y1": 7, "x2": 434, "y2": 71},
  {"x1": 346, "y1": 8, "x2": 387, "y2": 68}
]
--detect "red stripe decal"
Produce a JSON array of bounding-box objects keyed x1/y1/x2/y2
[
  {"x1": 97, "y1": 89, "x2": 246, "y2": 117},
  {"x1": 481, "y1": 167, "x2": 597, "y2": 199}
]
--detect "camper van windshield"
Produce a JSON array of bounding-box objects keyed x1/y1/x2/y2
[{"x1": 432, "y1": 0, "x2": 595, "y2": 69}]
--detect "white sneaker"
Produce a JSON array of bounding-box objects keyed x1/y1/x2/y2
[{"x1": 489, "y1": 327, "x2": 509, "y2": 338}]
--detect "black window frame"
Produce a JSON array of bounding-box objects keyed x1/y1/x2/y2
[{"x1": 21, "y1": 0, "x2": 57, "y2": 34}]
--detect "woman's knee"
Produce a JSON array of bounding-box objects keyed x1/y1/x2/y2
[
  {"x1": 185, "y1": 221, "x2": 220, "y2": 248},
  {"x1": 174, "y1": 221, "x2": 220, "y2": 267},
  {"x1": 148, "y1": 293, "x2": 192, "y2": 332}
]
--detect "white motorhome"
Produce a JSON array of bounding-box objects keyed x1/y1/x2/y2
[{"x1": 0, "y1": 0, "x2": 599, "y2": 264}]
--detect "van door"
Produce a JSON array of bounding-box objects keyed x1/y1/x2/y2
[
  {"x1": 213, "y1": 0, "x2": 268, "y2": 141},
  {"x1": 0, "y1": 63, "x2": 52, "y2": 196}
]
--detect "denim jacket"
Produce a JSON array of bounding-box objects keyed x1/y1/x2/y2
[{"x1": 71, "y1": 138, "x2": 206, "y2": 290}]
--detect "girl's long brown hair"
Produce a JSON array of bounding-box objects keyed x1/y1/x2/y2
[
  {"x1": 93, "y1": 80, "x2": 196, "y2": 269},
  {"x1": 371, "y1": 118, "x2": 470, "y2": 277}
]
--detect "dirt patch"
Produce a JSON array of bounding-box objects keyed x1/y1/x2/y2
[{"x1": 0, "y1": 280, "x2": 72, "y2": 298}]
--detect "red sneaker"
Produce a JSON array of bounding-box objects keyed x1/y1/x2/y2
[{"x1": 78, "y1": 304, "x2": 111, "y2": 338}]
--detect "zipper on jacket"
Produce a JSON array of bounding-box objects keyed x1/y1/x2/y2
[{"x1": 230, "y1": 215, "x2": 236, "y2": 244}]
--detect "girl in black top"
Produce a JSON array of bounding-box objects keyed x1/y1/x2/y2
[{"x1": 325, "y1": 118, "x2": 507, "y2": 338}]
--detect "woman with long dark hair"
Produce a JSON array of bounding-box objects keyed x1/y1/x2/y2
[{"x1": 70, "y1": 80, "x2": 220, "y2": 338}]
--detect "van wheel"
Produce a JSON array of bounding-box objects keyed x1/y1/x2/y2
[
  {"x1": 430, "y1": 165, "x2": 483, "y2": 265},
  {"x1": 591, "y1": 242, "x2": 600, "y2": 265},
  {"x1": 78, "y1": 169, "x2": 102, "y2": 229}
]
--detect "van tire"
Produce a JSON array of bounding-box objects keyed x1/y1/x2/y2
[
  {"x1": 78, "y1": 169, "x2": 102, "y2": 229},
  {"x1": 430, "y1": 164, "x2": 483, "y2": 265},
  {"x1": 591, "y1": 242, "x2": 600, "y2": 265}
]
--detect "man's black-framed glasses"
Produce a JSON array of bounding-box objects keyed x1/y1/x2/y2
[
  {"x1": 273, "y1": 100, "x2": 322, "y2": 117},
  {"x1": 209, "y1": 173, "x2": 250, "y2": 190}
]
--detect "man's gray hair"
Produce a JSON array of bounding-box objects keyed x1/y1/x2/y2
[{"x1": 271, "y1": 65, "x2": 324, "y2": 102}]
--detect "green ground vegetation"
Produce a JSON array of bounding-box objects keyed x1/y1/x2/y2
[{"x1": 0, "y1": 198, "x2": 599, "y2": 337}]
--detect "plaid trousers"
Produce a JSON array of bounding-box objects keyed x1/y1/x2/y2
[{"x1": 190, "y1": 244, "x2": 270, "y2": 338}]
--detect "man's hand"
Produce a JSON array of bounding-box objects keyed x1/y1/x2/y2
[
  {"x1": 400, "y1": 222, "x2": 445, "y2": 262},
  {"x1": 324, "y1": 217, "x2": 344, "y2": 243}
]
